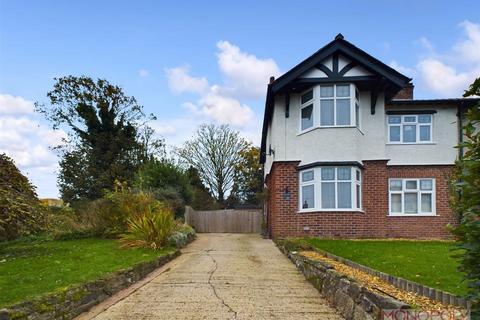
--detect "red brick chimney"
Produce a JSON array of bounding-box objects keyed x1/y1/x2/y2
[{"x1": 393, "y1": 83, "x2": 414, "y2": 100}]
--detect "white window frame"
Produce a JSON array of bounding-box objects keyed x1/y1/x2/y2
[
  {"x1": 387, "y1": 114, "x2": 433, "y2": 144},
  {"x1": 299, "y1": 88, "x2": 315, "y2": 133},
  {"x1": 388, "y1": 178, "x2": 436, "y2": 216},
  {"x1": 298, "y1": 166, "x2": 362, "y2": 212},
  {"x1": 298, "y1": 84, "x2": 359, "y2": 133},
  {"x1": 299, "y1": 169, "x2": 316, "y2": 211},
  {"x1": 319, "y1": 84, "x2": 356, "y2": 128}
]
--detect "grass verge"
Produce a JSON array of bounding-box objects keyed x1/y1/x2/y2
[{"x1": 287, "y1": 238, "x2": 466, "y2": 296}]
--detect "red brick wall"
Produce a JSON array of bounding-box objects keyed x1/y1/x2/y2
[
  {"x1": 392, "y1": 83, "x2": 414, "y2": 100},
  {"x1": 265, "y1": 161, "x2": 457, "y2": 239},
  {"x1": 386, "y1": 165, "x2": 456, "y2": 239}
]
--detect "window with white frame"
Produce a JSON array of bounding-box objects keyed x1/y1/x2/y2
[
  {"x1": 300, "y1": 170, "x2": 315, "y2": 209},
  {"x1": 389, "y1": 178, "x2": 435, "y2": 215},
  {"x1": 387, "y1": 114, "x2": 433, "y2": 143},
  {"x1": 298, "y1": 84, "x2": 359, "y2": 132},
  {"x1": 299, "y1": 166, "x2": 361, "y2": 211},
  {"x1": 320, "y1": 84, "x2": 354, "y2": 126},
  {"x1": 300, "y1": 89, "x2": 314, "y2": 131}
]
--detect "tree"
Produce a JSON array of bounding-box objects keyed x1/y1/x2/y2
[
  {"x1": 36, "y1": 76, "x2": 159, "y2": 203},
  {"x1": 186, "y1": 167, "x2": 219, "y2": 210},
  {"x1": 226, "y1": 145, "x2": 263, "y2": 208},
  {"x1": 175, "y1": 124, "x2": 248, "y2": 204},
  {"x1": 451, "y1": 77, "x2": 480, "y2": 317},
  {"x1": 0, "y1": 154, "x2": 46, "y2": 240},
  {"x1": 135, "y1": 160, "x2": 192, "y2": 217}
]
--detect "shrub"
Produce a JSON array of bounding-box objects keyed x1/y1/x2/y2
[
  {"x1": 168, "y1": 223, "x2": 196, "y2": 248},
  {"x1": 44, "y1": 206, "x2": 94, "y2": 240},
  {"x1": 135, "y1": 160, "x2": 192, "y2": 218},
  {"x1": 118, "y1": 204, "x2": 177, "y2": 249},
  {"x1": 0, "y1": 154, "x2": 46, "y2": 241},
  {"x1": 451, "y1": 77, "x2": 480, "y2": 316},
  {"x1": 74, "y1": 187, "x2": 159, "y2": 236}
]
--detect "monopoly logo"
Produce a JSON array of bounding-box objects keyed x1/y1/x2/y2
[{"x1": 382, "y1": 309, "x2": 469, "y2": 320}]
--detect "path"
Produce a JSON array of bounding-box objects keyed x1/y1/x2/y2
[{"x1": 78, "y1": 233, "x2": 343, "y2": 320}]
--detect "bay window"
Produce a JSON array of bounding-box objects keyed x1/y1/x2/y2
[
  {"x1": 299, "y1": 84, "x2": 359, "y2": 132},
  {"x1": 299, "y1": 166, "x2": 362, "y2": 212},
  {"x1": 389, "y1": 178, "x2": 435, "y2": 215},
  {"x1": 388, "y1": 114, "x2": 433, "y2": 143}
]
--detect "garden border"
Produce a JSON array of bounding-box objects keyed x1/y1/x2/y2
[
  {"x1": 311, "y1": 247, "x2": 470, "y2": 309},
  {"x1": 276, "y1": 240, "x2": 470, "y2": 320},
  {"x1": 0, "y1": 234, "x2": 195, "y2": 320}
]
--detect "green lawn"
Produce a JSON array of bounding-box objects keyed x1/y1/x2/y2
[
  {"x1": 0, "y1": 238, "x2": 175, "y2": 307},
  {"x1": 299, "y1": 238, "x2": 466, "y2": 296}
]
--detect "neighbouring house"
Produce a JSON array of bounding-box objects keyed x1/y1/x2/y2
[{"x1": 260, "y1": 34, "x2": 479, "y2": 239}]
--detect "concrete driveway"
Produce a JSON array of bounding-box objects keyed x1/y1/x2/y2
[{"x1": 78, "y1": 234, "x2": 342, "y2": 320}]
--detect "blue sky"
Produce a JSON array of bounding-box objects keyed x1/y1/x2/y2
[{"x1": 1, "y1": 1, "x2": 480, "y2": 198}]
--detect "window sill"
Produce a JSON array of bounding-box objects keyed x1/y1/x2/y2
[
  {"x1": 386, "y1": 142, "x2": 436, "y2": 146},
  {"x1": 387, "y1": 213, "x2": 437, "y2": 217},
  {"x1": 297, "y1": 125, "x2": 358, "y2": 136},
  {"x1": 298, "y1": 209, "x2": 365, "y2": 214}
]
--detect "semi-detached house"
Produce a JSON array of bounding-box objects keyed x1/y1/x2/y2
[{"x1": 260, "y1": 34, "x2": 479, "y2": 239}]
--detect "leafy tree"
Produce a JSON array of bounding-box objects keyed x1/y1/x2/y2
[
  {"x1": 451, "y1": 77, "x2": 480, "y2": 317},
  {"x1": 226, "y1": 145, "x2": 263, "y2": 208},
  {"x1": 135, "y1": 160, "x2": 192, "y2": 217},
  {"x1": 175, "y1": 124, "x2": 248, "y2": 204},
  {"x1": 186, "y1": 167, "x2": 219, "y2": 210},
  {"x1": 0, "y1": 154, "x2": 46, "y2": 241},
  {"x1": 36, "y1": 76, "x2": 160, "y2": 203}
]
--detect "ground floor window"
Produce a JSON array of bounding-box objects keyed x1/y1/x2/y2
[
  {"x1": 299, "y1": 166, "x2": 361, "y2": 212},
  {"x1": 388, "y1": 178, "x2": 435, "y2": 215}
]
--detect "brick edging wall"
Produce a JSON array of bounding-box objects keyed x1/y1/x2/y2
[{"x1": 266, "y1": 161, "x2": 457, "y2": 239}]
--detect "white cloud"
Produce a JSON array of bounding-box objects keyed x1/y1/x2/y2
[
  {"x1": 216, "y1": 40, "x2": 281, "y2": 99},
  {"x1": 416, "y1": 20, "x2": 480, "y2": 97},
  {"x1": 0, "y1": 95, "x2": 67, "y2": 197},
  {"x1": 454, "y1": 20, "x2": 480, "y2": 63},
  {"x1": 166, "y1": 66, "x2": 209, "y2": 94},
  {"x1": 199, "y1": 91, "x2": 254, "y2": 127},
  {"x1": 0, "y1": 94, "x2": 34, "y2": 114},
  {"x1": 389, "y1": 60, "x2": 416, "y2": 77},
  {"x1": 165, "y1": 41, "x2": 278, "y2": 130},
  {"x1": 138, "y1": 69, "x2": 149, "y2": 77},
  {"x1": 417, "y1": 59, "x2": 472, "y2": 96},
  {"x1": 418, "y1": 37, "x2": 435, "y2": 52},
  {"x1": 0, "y1": 116, "x2": 65, "y2": 169}
]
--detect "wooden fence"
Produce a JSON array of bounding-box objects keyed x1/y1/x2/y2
[{"x1": 184, "y1": 206, "x2": 262, "y2": 233}]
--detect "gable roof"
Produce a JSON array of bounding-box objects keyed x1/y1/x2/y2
[
  {"x1": 270, "y1": 34, "x2": 412, "y2": 94},
  {"x1": 260, "y1": 34, "x2": 413, "y2": 163}
]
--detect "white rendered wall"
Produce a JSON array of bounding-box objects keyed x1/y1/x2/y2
[
  {"x1": 385, "y1": 106, "x2": 458, "y2": 165},
  {"x1": 264, "y1": 88, "x2": 459, "y2": 176}
]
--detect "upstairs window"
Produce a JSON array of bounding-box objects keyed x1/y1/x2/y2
[
  {"x1": 298, "y1": 84, "x2": 359, "y2": 132},
  {"x1": 388, "y1": 114, "x2": 433, "y2": 144},
  {"x1": 320, "y1": 84, "x2": 353, "y2": 126},
  {"x1": 300, "y1": 89, "x2": 314, "y2": 131}
]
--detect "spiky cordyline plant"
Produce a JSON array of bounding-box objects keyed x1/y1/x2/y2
[{"x1": 119, "y1": 204, "x2": 177, "y2": 250}]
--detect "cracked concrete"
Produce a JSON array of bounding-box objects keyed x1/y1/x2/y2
[
  {"x1": 205, "y1": 249, "x2": 238, "y2": 320},
  {"x1": 79, "y1": 234, "x2": 343, "y2": 320}
]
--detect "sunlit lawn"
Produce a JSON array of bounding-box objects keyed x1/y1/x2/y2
[
  {"x1": 0, "y1": 238, "x2": 175, "y2": 307},
  {"x1": 298, "y1": 238, "x2": 466, "y2": 296}
]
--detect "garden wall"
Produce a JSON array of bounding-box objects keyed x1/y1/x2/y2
[{"x1": 276, "y1": 243, "x2": 469, "y2": 320}]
